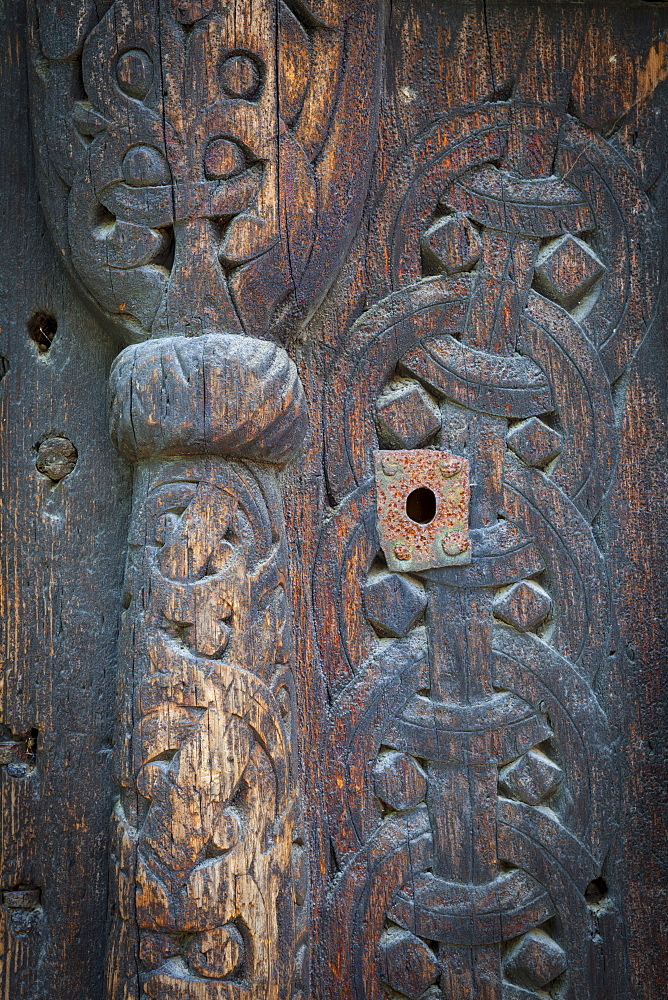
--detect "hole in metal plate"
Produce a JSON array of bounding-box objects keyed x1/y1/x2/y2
[{"x1": 406, "y1": 487, "x2": 437, "y2": 524}]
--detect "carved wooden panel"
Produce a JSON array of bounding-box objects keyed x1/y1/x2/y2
[
  {"x1": 294, "y1": 6, "x2": 667, "y2": 1000},
  {"x1": 26, "y1": 2, "x2": 380, "y2": 997},
  {"x1": 0, "y1": 2, "x2": 667, "y2": 999},
  {"x1": 315, "y1": 122, "x2": 656, "y2": 993},
  {"x1": 104, "y1": 336, "x2": 309, "y2": 999},
  {"x1": 29, "y1": 0, "x2": 381, "y2": 343}
]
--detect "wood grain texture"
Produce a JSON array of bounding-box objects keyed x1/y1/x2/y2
[
  {"x1": 0, "y1": 1, "x2": 666, "y2": 998},
  {"x1": 24, "y1": 1, "x2": 381, "y2": 997},
  {"x1": 1, "y1": 4, "x2": 130, "y2": 997},
  {"x1": 284, "y1": 5, "x2": 668, "y2": 1000},
  {"x1": 103, "y1": 340, "x2": 309, "y2": 1000},
  {"x1": 28, "y1": 0, "x2": 382, "y2": 345}
]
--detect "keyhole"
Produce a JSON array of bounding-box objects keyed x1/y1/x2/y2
[{"x1": 405, "y1": 487, "x2": 437, "y2": 524}]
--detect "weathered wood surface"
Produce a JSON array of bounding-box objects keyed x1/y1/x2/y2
[
  {"x1": 103, "y1": 336, "x2": 310, "y2": 1000},
  {"x1": 25, "y1": 1, "x2": 380, "y2": 997},
  {"x1": 0, "y1": 1, "x2": 666, "y2": 999},
  {"x1": 294, "y1": 6, "x2": 668, "y2": 1000}
]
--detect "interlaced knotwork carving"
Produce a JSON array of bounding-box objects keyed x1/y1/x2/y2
[
  {"x1": 315, "y1": 102, "x2": 658, "y2": 1000},
  {"x1": 23, "y1": 2, "x2": 666, "y2": 997}
]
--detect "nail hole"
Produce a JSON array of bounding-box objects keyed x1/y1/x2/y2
[
  {"x1": 35, "y1": 437, "x2": 78, "y2": 482},
  {"x1": 27, "y1": 311, "x2": 57, "y2": 353},
  {"x1": 585, "y1": 877, "x2": 608, "y2": 906},
  {"x1": 2, "y1": 886, "x2": 41, "y2": 910},
  {"x1": 405, "y1": 487, "x2": 437, "y2": 525}
]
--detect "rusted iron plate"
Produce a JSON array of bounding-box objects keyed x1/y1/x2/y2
[{"x1": 373, "y1": 450, "x2": 471, "y2": 572}]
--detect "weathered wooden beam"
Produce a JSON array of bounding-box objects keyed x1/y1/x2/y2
[{"x1": 27, "y1": 1, "x2": 381, "y2": 996}]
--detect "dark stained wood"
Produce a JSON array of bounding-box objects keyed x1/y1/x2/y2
[
  {"x1": 608, "y1": 295, "x2": 668, "y2": 1000},
  {"x1": 103, "y1": 336, "x2": 309, "y2": 1000},
  {"x1": 286, "y1": 5, "x2": 668, "y2": 1000},
  {"x1": 26, "y1": 1, "x2": 381, "y2": 996},
  {"x1": 0, "y1": 6, "x2": 130, "y2": 999},
  {"x1": 0, "y1": 1, "x2": 666, "y2": 998}
]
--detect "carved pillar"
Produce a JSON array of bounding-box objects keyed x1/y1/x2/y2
[
  {"x1": 104, "y1": 334, "x2": 308, "y2": 998},
  {"x1": 27, "y1": 1, "x2": 381, "y2": 997}
]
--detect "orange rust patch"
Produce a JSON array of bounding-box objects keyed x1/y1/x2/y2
[{"x1": 374, "y1": 449, "x2": 471, "y2": 573}]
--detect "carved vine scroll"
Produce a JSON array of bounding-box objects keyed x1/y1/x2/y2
[
  {"x1": 28, "y1": 1, "x2": 381, "y2": 998},
  {"x1": 105, "y1": 336, "x2": 309, "y2": 999},
  {"x1": 24, "y1": 2, "x2": 666, "y2": 998}
]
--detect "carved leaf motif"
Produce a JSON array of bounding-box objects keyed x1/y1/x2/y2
[{"x1": 30, "y1": 0, "x2": 382, "y2": 341}]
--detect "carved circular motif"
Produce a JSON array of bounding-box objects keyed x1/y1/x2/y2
[
  {"x1": 220, "y1": 53, "x2": 262, "y2": 100},
  {"x1": 203, "y1": 137, "x2": 246, "y2": 180},
  {"x1": 116, "y1": 49, "x2": 153, "y2": 100},
  {"x1": 121, "y1": 145, "x2": 171, "y2": 187}
]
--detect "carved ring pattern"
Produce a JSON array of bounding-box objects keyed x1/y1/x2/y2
[{"x1": 316, "y1": 103, "x2": 658, "y2": 1000}]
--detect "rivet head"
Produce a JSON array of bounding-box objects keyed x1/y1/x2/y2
[
  {"x1": 382, "y1": 457, "x2": 399, "y2": 476},
  {"x1": 440, "y1": 456, "x2": 463, "y2": 477},
  {"x1": 442, "y1": 530, "x2": 469, "y2": 556},
  {"x1": 394, "y1": 543, "x2": 411, "y2": 561}
]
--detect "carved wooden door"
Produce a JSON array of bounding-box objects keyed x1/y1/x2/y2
[{"x1": 1, "y1": 2, "x2": 666, "y2": 999}]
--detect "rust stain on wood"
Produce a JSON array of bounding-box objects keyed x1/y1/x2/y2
[{"x1": 0, "y1": 1, "x2": 665, "y2": 998}]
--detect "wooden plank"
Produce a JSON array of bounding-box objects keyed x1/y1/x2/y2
[
  {"x1": 295, "y1": 5, "x2": 668, "y2": 1000},
  {"x1": 0, "y1": 1, "x2": 129, "y2": 995},
  {"x1": 0, "y1": 1, "x2": 665, "y2": 998}
]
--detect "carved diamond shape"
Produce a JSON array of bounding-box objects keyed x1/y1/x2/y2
[
  {"x1": 500, "y1": 750, "x2": 562, "y2": 805},
  {"x1": 420, "y1": 213, "x2": 481, "y2": 275},
  {"x1": 534, "y1": 234, "x2": 605, "y2": 310},
  {"x1": 504, "y1": 929, "x2": 567, "y2": 987},
  {"x1": 376, "y1": 382, "x2": 442, "y2": 449},
  {"x1": 494, "y1": 581, "x2": 551, "y2": 632},
  {"x1": 507, "y1": 417, "x2": 562, "y2": 468},
  {"x1": 374, "y1": 751, "x2": 427, "y2": 812},
  {"x1": 378, "y1": 929, "x2": 439, "y2": 999},
  {"x1": 364, "y1": 573, "x2": 427, "y2": 638}
]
